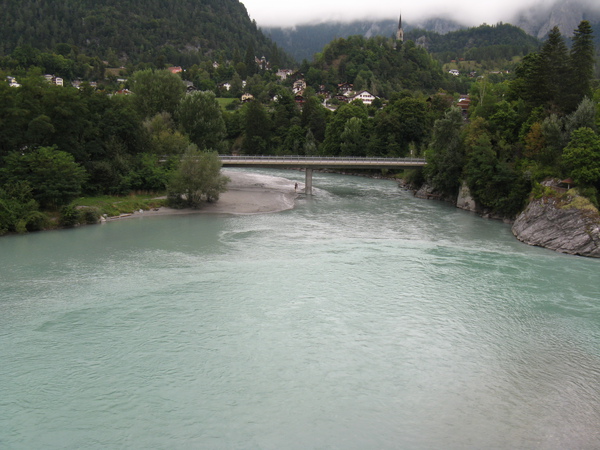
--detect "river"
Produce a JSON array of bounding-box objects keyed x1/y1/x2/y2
[{"x1": 1, "y1": 169, "x2": 599, "y2": 449}]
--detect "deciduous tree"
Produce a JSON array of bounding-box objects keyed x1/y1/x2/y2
[
  {"x1": 176, "y1": 91, "x2": 226, "y2": 151},
  {"x1": 1, "y1": 146, "x2": 87, "y2": 209},
  {"x1": 167, "y1": 147, "x2": 229, "y2": 207},
  {"x1": 131, "y1": 69, "x2": 186, "y2": 119}
]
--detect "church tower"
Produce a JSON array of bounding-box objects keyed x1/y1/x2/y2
[{"x1": 396, "y1": 13, "x2": 404, "y2": 43}]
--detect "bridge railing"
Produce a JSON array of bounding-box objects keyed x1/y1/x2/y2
[{"x1": 218, "y1": 155, "x2": 427, "y2": 163}]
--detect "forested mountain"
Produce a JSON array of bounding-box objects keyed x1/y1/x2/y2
[
  {"x1": 263, "y1": 19, "x2": 462, "y2": 63},
  {"x1": 515, "y1": 0, "x2": 600, "y2": 40},
  {"x1": 0, "y1": 0, "x2": 293, "y2": 67},
  {"x1": 264, "y1": 20, "x2": 399, "y2": 63},
  {"x1": 406, "y1": 23, "x2": 541, "y2": 62},
  {"x1": 265, "y1": 21, "x2": 539, "y2": 65},
  {"x1": 305, "y1": 35, "x2": 461, "y2": 96}
]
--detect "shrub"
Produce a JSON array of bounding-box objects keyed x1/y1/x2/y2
[
  {"x1": 80, "y1": 207, "x2": 101, "y2": 224},
  {"x1": 59, "y1": 205, "x2": 81, "y2": 227}
]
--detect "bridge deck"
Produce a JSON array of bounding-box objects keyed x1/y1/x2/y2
[{"x1": 219, "y1": 155, "x2": 426, "y2": 169}]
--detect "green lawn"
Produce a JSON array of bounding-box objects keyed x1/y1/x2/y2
[
  {"x1": 216, "y1": 97, "x2": 236, "y2": 110},
  {"x1": 71, "y1": 194, "x2": 168, "y2": 217}
]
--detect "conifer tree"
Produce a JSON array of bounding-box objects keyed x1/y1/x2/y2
[
  {"x1": 540, "y1": 26, "x2": 570, "y2": 113},
  {"x1": 567, "y1": 21, "x2": 595, "y2": 112}
]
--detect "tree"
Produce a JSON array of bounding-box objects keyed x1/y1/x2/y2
[
  {"x1": 322, "y1": 101, "x2": 368, "y2": 156},
  {"x1": 566, "y1": 97, "x2": 597, "y2": 137},
  {"x1": 131, "y1": 69, "x2": 186, "y2": 118},
  {"x1": 301, "y1": 96, "x2": 329, "y2": 143},
  {"x1": 0, "y1": 181, "x2": 44, "y2": 234},
  {"x1": 176, "y1": 91, "x2": 226, "y2": 151},
  {"x1": 0, "y1": 146, "x2": 87, "y2": 209},
  {"x1": 566, "y1": 21, "x2": 595, "y2": 112},
  {"x1": 539, "y1": 26, "x2": 569, "y2": 111},
  {"x1": 243, "y1": 100, "x2": 271, "y2": 155},
  {"x1": 562, "y1": 127, "x2": 600, "y2": 187},
  {"x1": 373, "y1": 97, "x2": 432, "y2": 156},
  {"x1": 510, "y1": 26, "x2": 570, "y2": 113},
  {"x1": 424, "y1": 107, "x2": 465, "y2": 196},
  {"x1": 340, "y1": 117, "x2": 367, "y2": 156},
  {"x1": 143, "y1": 112, "x2": 191, "y2": 155},
  {"x1": 167, "y1": 147, "x2": 230, "y2": 207}
]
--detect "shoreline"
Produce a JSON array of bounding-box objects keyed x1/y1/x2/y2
[{"x1": 107, "y1": 170, "x2": 302, "y2": 221}]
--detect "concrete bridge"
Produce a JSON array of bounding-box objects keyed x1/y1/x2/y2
[{"x1": 219, "y1": 155, "x2": 426, "y2": 195}]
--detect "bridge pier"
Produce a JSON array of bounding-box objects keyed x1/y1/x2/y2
[{"x1": 305, "y1": 168, "x2": 313, "y2": 196}]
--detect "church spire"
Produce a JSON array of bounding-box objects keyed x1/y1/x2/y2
[{"x1": 396, "y1": 13, "x2": 404, "y2": 43}]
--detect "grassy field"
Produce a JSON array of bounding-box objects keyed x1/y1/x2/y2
[
  {"x1": 216, "y1": 97, "x2": 236, "y2": 110},
  {"x1": 71, "y1": 194, "x2": 168, "y2": 217}
]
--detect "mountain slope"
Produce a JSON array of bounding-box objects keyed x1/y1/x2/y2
[
  {"x1": 263, "y1": 18, "x2": 462, "y2": 62},
  {"x1": 0, "y1": 0, "x2": 293, "y2": 66},
  {"x1": 406, "y1": 23, "x2": 541, "y2": 59},
  {"x1": 264, "y1": 2, "x2": 600, "y2": 63},
  {"x1": 514, "y1": 0, "x2": 600, "y2": 39}
]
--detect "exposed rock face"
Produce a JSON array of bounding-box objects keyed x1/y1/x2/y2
[
  {"x1": 512, "y1": 197, "x2": 600, "y2": 257},
  {"x1": 456, "y1": 182, "x2": 478, "y2": 212},
  {"x1": 414, "y1": 183, "x2": 442, "y2": 200}
]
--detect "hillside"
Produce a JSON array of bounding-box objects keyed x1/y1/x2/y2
[
  {"x1": 266, "y1": 20, "x2": 540, "y2": 71},
  {"x1": 406, "y1": 23, "x2": 541, "y2": 62},
  {"x1": 515, "y1": 0, "x2": 600, "y2": 39},
  {"x1": 307, "y1": 35, "x2": 461, "y2": 97},
  {"x1": 0, "y1": 0, "x2": 293, "y2": 67},
  {"x1": 263, "y1": 18, "x2": 462, "y2": 63},
  {"x1": 264, "y1": 2, "x2": 600, "y2": 64}
]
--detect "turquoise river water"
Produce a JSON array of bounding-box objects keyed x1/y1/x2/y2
[{"x1": 1, "y1": 169, "x2": 599, "y2": 449}]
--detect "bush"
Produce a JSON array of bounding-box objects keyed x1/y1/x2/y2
[
  {"x1": 25, "y1": 211, "x2": 50, "y2": 232},
  {"x1": 59, "y1": 205, "x2": 81, "y2": 227},
  {"x1": 577, "y1": 186, "x2": 599, "y2": 208},
  {"x1": 80, "y1": 207, "x2": 101, "y2": 224},
  {"x1": 402, "y1": 168, "x2": 425, "y2": 188}
]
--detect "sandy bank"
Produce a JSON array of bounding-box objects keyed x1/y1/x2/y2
[{"x1": 108, "y1": 170, "x2": 302, "y2": 221}]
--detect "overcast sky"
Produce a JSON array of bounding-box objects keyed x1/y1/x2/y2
[{"x1": 240, "y1": 0, "x2": 584, "y2": 28}]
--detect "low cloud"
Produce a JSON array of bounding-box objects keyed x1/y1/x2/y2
[{"x1": 241, "y1": 0, "x2": 598, "y2": 28}]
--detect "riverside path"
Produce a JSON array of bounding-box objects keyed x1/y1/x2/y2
[{"x1": 219, "y1": 155, "x2": 427, "y2": 195}]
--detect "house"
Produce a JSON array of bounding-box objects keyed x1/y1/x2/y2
[
  {"x1": 7, "y1": 76, "x2": 20, "y2": 87},
  {"x1": 335, "y1": 93, "x2": 351, "y2": 103},
  {"x1": 295, "y1": 92, "x2": 306, "y2": 105},
  {"x1": 293, "y1": 79, "x2": 306, "y2": 94},
  {"x1": 276, "y1": 69, "x2": 294, "y2": 80},
  {"x1": 43, "y1": 75, "x2": 64, "y2": 86},
  {"x1": 241, "y1": 93, "x2": 254, "y2": 102},
  {"x1": 183, "y1": 81, "x2": 197, "y2": 93},
  {"x1": 221, "y1": 82, "x2": 232, "y2": 91},
  {"x1": 449, "y1": 69, "x2": 460, "y2": 76},
  {"x1": 337, "y1": 82, "x2": 353, "y2": 95},
  {"x1": 457, "y1": 96, "x2": 471, "y2": 118},
  {"x1": 168, "y1": 66, "x2": 183, "y2": 74},
  {"x1": 316, "y1": 85, "x2": 330, "y2": 97},
  {"x1": 255, "y1": 56, "x2": 269, "y2": 71},
  {"x1": 350, "y1": 90, "x2": 377, "y2": 105}
]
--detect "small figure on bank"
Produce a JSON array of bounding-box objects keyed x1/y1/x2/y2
[{"x1": 295, "y1": 182, "x2": 298, "y2": 192}]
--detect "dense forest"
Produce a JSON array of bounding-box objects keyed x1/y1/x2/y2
[
  {"x1": 406, "y1": 23, "x2": 541, "y2": 64},
  {"x1": 264, "y1": 20, "x2": 400, "y2": 63},
  {"x1": 0, "y1": 0, "x2": 598, "y2": 237},
  {"x1": 0, "y1": 0, "x2": 293, "y2": 68},
  {"x1": 306, "y1": 35, "x2": 464, "y2": 97}
]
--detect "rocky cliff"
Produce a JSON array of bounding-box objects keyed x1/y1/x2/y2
[{"x1": 512, "y1": 192, "x2": 600, "y2": 257}]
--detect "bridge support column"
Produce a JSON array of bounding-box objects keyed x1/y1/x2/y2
[{"x1": 305, "y1": 168, "x2": 313, "y2": 196}]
